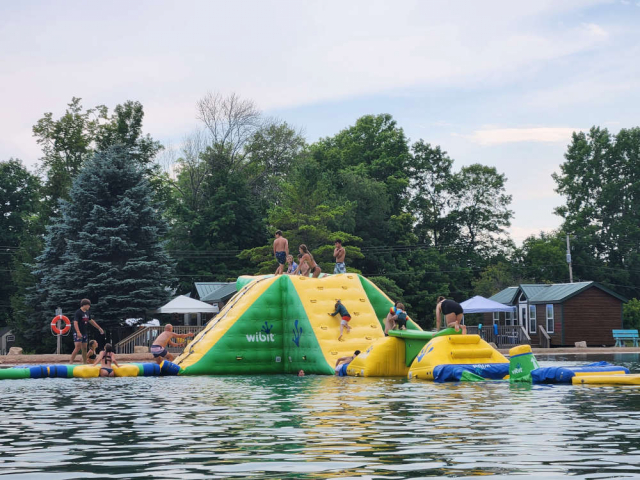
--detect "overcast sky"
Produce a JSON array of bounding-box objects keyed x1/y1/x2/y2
[{"x1": 1, "y1": 0, "x2": 638, "y2": 243}]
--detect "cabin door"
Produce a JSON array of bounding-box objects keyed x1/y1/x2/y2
[{"x1": 519, "y1": 303, "x2": 528, "y2": 331}]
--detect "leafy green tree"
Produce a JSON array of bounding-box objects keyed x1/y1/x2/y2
[
  {"x1": 239, "y1": 155, "x2": 364, "y2": 274},
  {"x1": 553, "y1": 127, "x2": 640, "y2": 297},
  {"x1": 623, "y1": 298, "x2": 640, "y2": 330},
  {"x1": 408, "y1": 140, "x2": 457, "y2": 246},
  {"x1": 22, "y1": 147, "x2": 175, "y2": 351},
  {"x1": 472, "y1": 262, "x2": 520, "y2": 298},
  {"x1": 517, "y1": 232, "x2": 567, "y2": 283},
  {"x1": 33, "y1": 98, "x2": 163, "y2": 215},
  {"x1": 0, "y1": 160, "x2": 41, "y2": 328}
]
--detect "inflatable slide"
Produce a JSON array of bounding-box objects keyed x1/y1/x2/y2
[{"x1": 175, "y1": 274, "x2": 421, "y2": 375}]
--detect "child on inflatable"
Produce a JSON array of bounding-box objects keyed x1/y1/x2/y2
[{"x1": 329, "y1": 300, "x2": 352, "y2": 341}]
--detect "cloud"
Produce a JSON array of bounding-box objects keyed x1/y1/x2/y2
[
  {"x1": 582, "y1": 23, "x2": 608, "y2": 38},
  {"x1": 459, "y1": 127, "x2": 583, "y2": 146}
]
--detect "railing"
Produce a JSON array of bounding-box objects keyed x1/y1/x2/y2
[
  {"x1": 538, "y1": 325, "x2": 551, "y2": 349},
  {"x1": 115, "y1": 326, "x2": 205, "y2": 354},
  {"x1": 466, "y1": 325, "x2": 531, "y2": 348}
]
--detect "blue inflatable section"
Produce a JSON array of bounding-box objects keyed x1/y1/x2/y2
[
  {"x1": 432, "y1": 363, "x2": 510, "y2": 382},
  {"x1": 140, "y1": 363, "x2": 161, "y2": 376},
  {"x1": 531, "y1": 362, "x2": 629, "y2": 384},
  {"x1": 160, "y1": 361, "x2": 180, "y2": 376}
]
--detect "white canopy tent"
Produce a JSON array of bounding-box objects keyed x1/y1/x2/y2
[
  {"x1": 460, "y1": 295, "x2": 515, "y2": 313},
  {"x1": 155, "y1": 295, "x2": 219, "y2": 326}
]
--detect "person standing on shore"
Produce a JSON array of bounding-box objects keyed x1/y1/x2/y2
[
  {"x1": 70, "y1": 299, "x2": 104, "y2": 364},
  {"x1": 273, "y1": 230, "x2": 289, "y2": 275},
  {"x1": 333, "y1": 239, "x2": 346, "y2": 274}
]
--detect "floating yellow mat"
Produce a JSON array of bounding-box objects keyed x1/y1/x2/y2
[{"x1": 572, "y1": 374, "x2": 640, "y2": 385}]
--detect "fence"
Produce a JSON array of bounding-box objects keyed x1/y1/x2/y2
[
  {"x1": 466, "y1": 325, "x2": 531, "y2": 348},
  {"x1": 115, "y1": 326, "x2": 205, "y2": 354}
]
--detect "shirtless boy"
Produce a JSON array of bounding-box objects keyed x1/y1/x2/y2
[
  {"x1": 333, "y1": 239, "x2": 346, "y2": 274},
  {"x1": 150, "y1": 324, "x2": 195, "y2": 365},
  {"x1": 273, "y1": 230, "x2": 289, "y2": 275},
  {"x1": 334, "y1": 350, "x2": 361, "y2": 375}
]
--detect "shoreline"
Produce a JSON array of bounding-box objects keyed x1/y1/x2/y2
[{"x1": 1, "y1": 347, "x2": 639, "y2": 368}]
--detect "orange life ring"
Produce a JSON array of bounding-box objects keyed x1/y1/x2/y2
[{"x1": 51, "y1": 315, "x2": 71, "y2": 335}]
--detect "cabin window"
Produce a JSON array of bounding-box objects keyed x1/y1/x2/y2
[
  {"x1": 493, "y1": 312, "x2": 499, "y2": 325},
  {"x1": 546, "y1": 304, "x2": 554, "y2": 333},
  {"x1": 529, "y1": 305, "x2": 537, "y2": 334},
  {"x1": 505, "y1": 310, "x2": 513, "y2": 326}
]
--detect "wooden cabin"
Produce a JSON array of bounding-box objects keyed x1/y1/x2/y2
[{"x1": 487, "y1": 282, "x2": 626, "y2": 347}]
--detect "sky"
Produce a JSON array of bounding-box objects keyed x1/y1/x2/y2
[{"x1": 1, "y1": 0, "x2": 638, "y2": 243}]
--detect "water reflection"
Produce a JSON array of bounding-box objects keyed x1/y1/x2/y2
[{"x1": 0, "y1": 355, "x2": 639, "y2": 478}]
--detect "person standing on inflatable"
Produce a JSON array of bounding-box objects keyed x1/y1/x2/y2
[
  {"x1": 435, "y1": 296, "x2": 467, "y2": 334},
  {"x1": 273, "y1": 230, "x2": 289, "y2": 275},
  {"x1": 333, "y1": 239, "x2": 346, "y2": 274},
  {"x1": 70, "y1": 299, "x2": 104, "y2": 364}
]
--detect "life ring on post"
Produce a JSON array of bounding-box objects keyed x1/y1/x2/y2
[{"x1": 51, "y1": 315, "x2": 71, "y2": 335}]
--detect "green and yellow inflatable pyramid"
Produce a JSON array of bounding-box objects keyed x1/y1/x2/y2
[{"x1": 175, "y1": 274, "x2": 420, "y2": 375}]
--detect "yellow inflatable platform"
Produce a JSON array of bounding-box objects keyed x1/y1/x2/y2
[{"x1": 408, "y1": 334, "x2": 509, "y2": 381}]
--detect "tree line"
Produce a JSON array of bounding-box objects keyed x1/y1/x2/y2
[{"x1": 2, "y1": 94, "x2": 639, "y2": 352}]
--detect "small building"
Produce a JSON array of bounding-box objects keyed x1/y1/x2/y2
[
  {"x1": 488, "y1": 282, "x2": 626, "y2": 347},
  {"x1": 0, "y1": 327, "x2": 15, "y2": 355},
  {"x1": 193, "y1": 282, "x2": 237, "y2": 312}
]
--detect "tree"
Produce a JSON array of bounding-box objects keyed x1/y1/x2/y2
[
  {"x1": 23, "y1": 146, "x2": 175, "y2": 351},
  {"x1": 33, "y1": 98, "x2": 163, "y2": 215},
  {"x1": 239, "y1": 155, "x2": 364, "y2": 274},
  {"x1": 0, "y1": 160, "x2": 41, "y2": 328},
  {"x1": 517, "y1": 232, "x2": 567, "y2": 283},
  {"x1": 623, "y1": 298, "x2": 640, "y2": 330},
  {"x1": 450, "y1": 164, "x2": 513, "y2": 257},
  {"x1": 553, "y1": 127, "x2": 640, "y2": 297},
  {"x1": 472, "y1": 262, "x2": 520, "y2": 298},
  {"x1": 408, "y1": 140, "x2": 457, "y2": 246}
]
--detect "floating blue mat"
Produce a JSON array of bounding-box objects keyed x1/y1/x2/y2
[
  {"x1": 433, "y1": 363, "x2": 510, "y2": 383},
  {"x1": 531, "y1": 362, "x2": 630, "y2": 384}
]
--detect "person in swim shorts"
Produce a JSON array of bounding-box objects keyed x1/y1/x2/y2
[
  {"x1": 294, "y1": 244, "x2": 321, "y2": 278},
  {"x1": 273, "y1": 230, "x2": 289, "y2": 275},
  {"x1": 93, "y1": 343, "x2": 118, "y2": 377},
  {"x1": 333, "y1": 239, "x2": 346, "y2": 274},
  {"x1": 334, "y1": 350, "x2": 360, "y2": 376},
  {"x1": 329, "y1": 299, "x2": 351, "y2": 340},
  {"x1": 390, "y1": 303, "x2": 408, "y2": 331},
  {"x1": 70, "y1": 298, "x2": 104, "y2": 364},
  {"x1": 435, "y1": 296, "x2": 467, "y2": 334},
  {"x1": 150, "y1": 324, "x2": 195, "y2": 365}
]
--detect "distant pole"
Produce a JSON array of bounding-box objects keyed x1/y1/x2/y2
[
  {"x1": 566, "y1": 234, "x2": 573, "y2": 283},
  {"x1": 55, "y1": 307, "x2": 62, "y2": 354}
]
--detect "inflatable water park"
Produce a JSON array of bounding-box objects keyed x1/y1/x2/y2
[{"x1": 2, "y1": 274, "x2": 639, "y2": 385}]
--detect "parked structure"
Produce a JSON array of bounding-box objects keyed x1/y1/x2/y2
[
  {"x1": 488, "y1": 282, "x2": 626, "y2": 347},
  {"x1": 193, "y1": 282, "x2": 237, "y2": 311},
  {"x1": 0, "y1": 327, "x2": 15, "y2": 355}
]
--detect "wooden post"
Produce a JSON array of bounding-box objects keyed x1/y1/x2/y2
[{"x1": 55, "y1": 307, "x2": 62, "y2": 354}]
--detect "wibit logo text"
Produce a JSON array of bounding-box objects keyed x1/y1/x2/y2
[{"x1": 246, "y1": 331, "x2": 276, "y2": 342}]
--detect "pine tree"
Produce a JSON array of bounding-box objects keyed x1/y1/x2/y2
[{"x1": 26, "y1": 146, "x2": 175, "y2": 348}]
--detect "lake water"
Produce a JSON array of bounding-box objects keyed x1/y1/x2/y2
[{"x1": 1, "y1": 354, "x2": 640, "y2": 479}]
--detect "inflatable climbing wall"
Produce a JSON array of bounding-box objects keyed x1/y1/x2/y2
[{"x1": 175, "y1": 274, "x2": 420, "y2": 375}]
